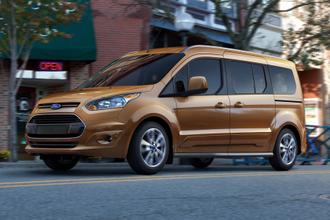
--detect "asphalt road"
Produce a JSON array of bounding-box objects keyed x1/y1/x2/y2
[{"x1": 1, "y1": 161, "x2": 330, "y2": 220}]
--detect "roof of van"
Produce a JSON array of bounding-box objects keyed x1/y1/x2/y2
[{"x1": 125, "y1": 45, "x2": 295, "y2": 69}]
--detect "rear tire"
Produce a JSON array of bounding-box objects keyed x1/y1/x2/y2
[
  {"x1": 269, "y1": 129, "x2": 298, "y2": 171},
  {"x1": 42, "y1": 155, "x2": 79, "y2": 171},
  {"x1": 190, "y1": 158, "x2": 214, "y2": 169},
  {"x1": 127, "y1": 122, "x2": 170, "y2": 175}
]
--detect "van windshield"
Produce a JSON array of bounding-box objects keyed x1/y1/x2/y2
[{"x1": 79, "y1": 53, "x2": 184, "y2": 88}]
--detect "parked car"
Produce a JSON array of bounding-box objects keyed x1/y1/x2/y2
[{"x1": 25, "y1": 45, "x2": 306, "y2": 174}]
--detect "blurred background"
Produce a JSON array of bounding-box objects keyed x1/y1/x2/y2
[{"x1": 0, "y1": 0, "x2": 330, "y2": 161}]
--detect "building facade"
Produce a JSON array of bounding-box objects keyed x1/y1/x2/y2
[
  {"x1": 150, "y1": 0, "x2": 235, "y2": 48},
  {"x1": 249, "y1": 10, "x2": 283, "y2": 56}
]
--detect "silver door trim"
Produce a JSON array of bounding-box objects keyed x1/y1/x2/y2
[
  {"x1": 179, "y1": 129, "x2": 229, "y2": 136},
  {"x1": 179, "y1": 128, "x2": 271, "y2": 136},
  {"x1": 175, "y1": 152, "x2": 273, "y2": 157}
]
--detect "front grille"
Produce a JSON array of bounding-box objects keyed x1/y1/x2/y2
[
  {"x1": 38, "y1": 102, "x2": 80, "y2": 109},
  {"x1": 27, "y1": 114, "x2": 85, "y2": 139},
  {"x1": 30, "y1": 141, "x2": 78, "y2": 148},
  {"x1": 29, "y1": 115, "x2": 81, "y2": 124}
]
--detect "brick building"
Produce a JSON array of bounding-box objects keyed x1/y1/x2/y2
[{"x1": 0, "y1": 0, "x2": 152, "y2": 158}]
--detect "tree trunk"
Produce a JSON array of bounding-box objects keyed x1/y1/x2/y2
[
  {"x1": 8, "y1": 89, "x2": 18, "y2": 162},
  {"x1": 7, "y1": 0, "x2": 18, "y2": 162},
  {"x1": 8, "y1": 53, "x2": 18, "y2": 161},
  {"x1": 233, "y1": 38, "x2": 250, "y2": 51}
]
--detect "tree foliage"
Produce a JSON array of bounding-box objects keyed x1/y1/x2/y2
[
  {"x1": 282, "y1": 1, "x2": 330, "y2": 67},
  {"x1": 0, "y1": 0, "x2": 85, "y2": 161},
  {"x1": 213, "y1": 0, "x2": 330, "y2": 51},
  {"x1": 0, "y1": 0, "x2": 84, "y2": 62}
]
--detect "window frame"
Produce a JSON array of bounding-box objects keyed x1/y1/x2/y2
[
  {"x1": 252, "y1": 63, "x2": 268, "y2": 94},
  {"x1": 224, "y1": 59, "x2": 273, "y2": 95},
  {"x1": 160, "y1": 57, "x2": 227, "y2": 97}
]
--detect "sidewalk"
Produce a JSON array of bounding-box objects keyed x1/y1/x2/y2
[{"x1": 0, "y1": 159, "x2": 129, "y2": 169}]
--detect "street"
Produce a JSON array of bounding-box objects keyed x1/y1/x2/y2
[{"x1": 1, "y1": 162, "x2": 330, "y2": 220}]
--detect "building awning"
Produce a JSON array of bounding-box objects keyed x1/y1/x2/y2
[
  {"x1": 1, "y1": 0, "x2": 96, "y2": 62},
  {"x1": 151, "y1": 17, "x2": 232, "y2": 45}
]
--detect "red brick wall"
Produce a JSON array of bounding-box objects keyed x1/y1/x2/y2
[
  {"x1": 0, "y1": 66, "x2": 9, "y2": 151},
  {"x1": 90, "y1": 0, "x2": 152, "y2": 74},
  {"x1": 298, "y1": 69, "x2": 323, "y2": 99},
  {"x1": 69, "y1": 62, "x2": 90, "y2": 89}
]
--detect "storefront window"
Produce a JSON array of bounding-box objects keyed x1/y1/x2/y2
[
  {"x1": 35, "y1": 71, "x2": 67, "y2": 80},
  {"x1": 16, "y1": 70, "x2": 33, "y2": 79},
  {"x1": 16, "y1": 61, "x2": 67, "y2": 80},
  {"x1": 305, "y1": 98, "x2": 322, "y2": 136},
  {"x1": 16, "y1": 87, "x2": 36, "y2": 160},
  {"x1": 16, "y1": 70, "x2": 67, "y2": 80}
]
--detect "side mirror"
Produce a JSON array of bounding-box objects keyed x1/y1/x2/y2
[{"x1": 187, "y1": 76, "x2": 208, "y2": 95}]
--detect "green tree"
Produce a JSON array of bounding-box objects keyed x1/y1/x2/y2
[
  {"x1": 0, "y1": 0, "x2": 85, "y2": 161},
  {"x1": 282, "y1": 1, "x2": 330, "y2": 67}
]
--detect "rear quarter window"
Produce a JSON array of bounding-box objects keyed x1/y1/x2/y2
[{"x1": 269, "y1": 66, "x2": 296, "y2": 94}]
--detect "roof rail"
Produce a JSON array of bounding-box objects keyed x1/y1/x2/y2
[{"x1": 183, "y1": 45, "x2": 290, "y2": 62}]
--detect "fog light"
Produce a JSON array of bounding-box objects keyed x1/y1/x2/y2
[{"x1": 97, "y1": 135, "x2": 112, "y2": 145}]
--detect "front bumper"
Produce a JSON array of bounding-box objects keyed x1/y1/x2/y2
[{"x1": 25, "y1": 107, "x2": 131, "y2": 158}]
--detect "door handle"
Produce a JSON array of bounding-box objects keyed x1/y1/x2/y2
[
  {"x1": 215, "y1": 102, "x2": 226, "y2": 108},
  {"x1": 234, "y1": 101, "x2": 244, "y2": 108}
]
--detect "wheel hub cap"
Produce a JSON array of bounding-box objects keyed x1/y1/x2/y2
[
  {"x1": 280, "y1": 133, "x2": 297, "y2": 165},
  {"x1": 140, "y1": 128, "x2": 166, "y2": 167}
]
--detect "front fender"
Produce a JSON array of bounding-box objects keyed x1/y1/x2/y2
[{"x1": 117, "y1": 98, "x2": 180, "y2": 157}]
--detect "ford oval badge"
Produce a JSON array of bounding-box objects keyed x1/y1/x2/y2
[{"x1": 51, "y1": 103, "x2": 62, "y2": 110}]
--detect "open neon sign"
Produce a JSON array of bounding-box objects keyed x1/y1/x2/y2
[{"x1": 39, "y1": 61, "x2": 63, "y2": 71}]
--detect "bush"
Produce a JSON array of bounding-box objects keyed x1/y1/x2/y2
[{"x1": 0, "y1": 150, "x2": 10, "y2": 160}]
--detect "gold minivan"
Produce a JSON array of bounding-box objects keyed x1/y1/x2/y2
[{"x1": 25, "y1": 46, "x2": 306, "y2": 174}]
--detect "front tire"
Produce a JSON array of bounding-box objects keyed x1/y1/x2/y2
[
  {"x1": 42, "y1": 155, "x2": 79, "y2": 171},
  {"x1": 269, "y1": 129, "x2": 298, "y2": 171},
  {"x1": 127, "y1": 122, "x2": 169, "y2": 175},
  {"x1": 190, "y1": 158, "x2": 214, "y2": 169}
]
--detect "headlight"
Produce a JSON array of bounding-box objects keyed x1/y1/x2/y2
[{"x1": 86, "y1": 93, "x2": 140, "y2": 111}]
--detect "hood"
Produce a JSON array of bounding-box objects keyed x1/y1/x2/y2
[{"x1": 38, "y1": 85, "x2": 153, "y2": 105}]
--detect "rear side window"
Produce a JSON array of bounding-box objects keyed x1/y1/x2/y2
[
  {"x1": 226, "y1": 60, "x2": 254, "y2": 94},
  {"x1": 253, "y1": 64, "x2": 267, "y2": 94},
  {"x1": 189, "y1": 59, "x2": 222, "y2": 95},
  {"x1": 269, "y1": 66, "x2": 296, "y2": 94}
]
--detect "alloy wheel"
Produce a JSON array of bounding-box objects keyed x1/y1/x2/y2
[
  {"x1": 279, "y1": 133, "x2": 297, "y2": 165},
  {"x1": 140, "y1": 128, "x2": 167, "y2": 167}
]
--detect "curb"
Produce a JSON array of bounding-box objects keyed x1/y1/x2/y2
[{"x1": 0, "y1": 160, "x2": 130, "y2": 169}]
